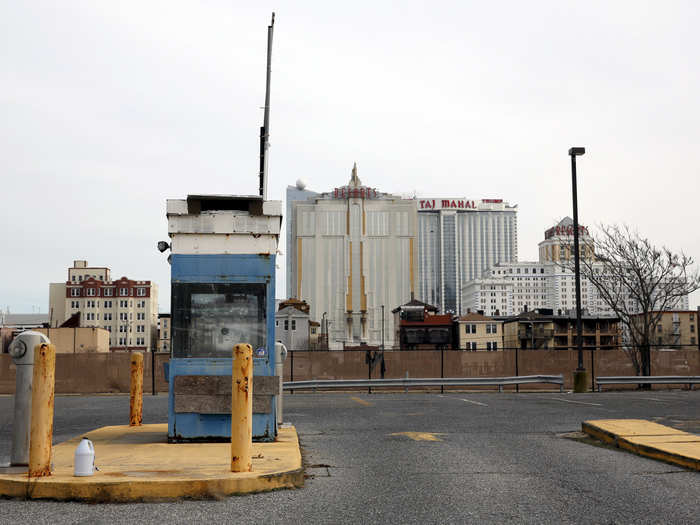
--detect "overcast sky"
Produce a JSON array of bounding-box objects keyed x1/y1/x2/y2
[{"x1": 2, "y1": 1, "x2": 700, "y2": 314}]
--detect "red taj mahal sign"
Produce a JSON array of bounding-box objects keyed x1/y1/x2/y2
[{"x1": 419, "y1": 199, "x2": 477, "y2": 210}]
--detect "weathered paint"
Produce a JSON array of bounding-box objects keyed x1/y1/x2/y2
[
  {"x1": 0, "y1": 424, "x2": 303, "y2": 502},
  {"x1": 167, "y1": 358, "x2": 276, "y2": 441},
  {"x1": 231, "y1": 344, "x2": 253, "y2": 472},
  {"x1": 129, "y1": 352, "x2": 143, "y2": 426},
  {"x1": 167, "y1": 253, "x2": 278, "y2": 442},
  {"x1": 582, "y1": 419, "x2": 700, "y2": 471},
  {"x1": 389, "y1": 432, "x2": 446, "y2": 442},
  {"x1": 28, "y1": 343, "x2": 56, "y2": 478}
]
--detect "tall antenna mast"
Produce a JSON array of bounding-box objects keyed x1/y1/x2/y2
[{"x1": 259, "y1": 12, "x2": 275, "y2": 199}]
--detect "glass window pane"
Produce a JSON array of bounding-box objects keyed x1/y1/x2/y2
[{"x1": 172, "y1": 283, "x2": 266, "y2": 358}]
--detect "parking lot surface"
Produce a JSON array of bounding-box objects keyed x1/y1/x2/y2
[{"x1": 1, "y1": 390, "x2": 699, "y2": 524}]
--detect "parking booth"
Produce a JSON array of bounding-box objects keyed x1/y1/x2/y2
[{"x1": 165, "y1": 195, "x2": 282, "y2": 442}]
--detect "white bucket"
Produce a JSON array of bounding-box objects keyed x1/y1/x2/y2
[{"x1": 74, "y1": 437, "x2": 95, "y2": 476}]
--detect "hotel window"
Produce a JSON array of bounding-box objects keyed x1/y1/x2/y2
[
  {"x1": 292, "y1": 320, "x2": 296, "y2": 331},
  {"x1": 137, "y1": 288, "x2": 146, "y2": 297},
  {"x1": 471, "y1": 342, "x2": 477, "y2": 350},
  {"x1": 104, "y1": 288, "x2": 113, "y2": 296},
  {"x1": 71, "y1": 288, "x2": 81, "y2": 297},
  {"x1": 284, "y1": 320, "x2": 289, "y2": 331},
  {"x1": 119, "y1": 288, "x2": 128, "y2": 296}
]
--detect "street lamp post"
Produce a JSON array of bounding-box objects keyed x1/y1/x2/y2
[
  {"x1": 381, "y1": 305, "x2": 385, "y2": 379},
  {"x1": 569, "y1": 146, "x2": 587, "y2": 393},
  {"x1": 322, "y1": 311, "x2": 327, "y2": 349}
]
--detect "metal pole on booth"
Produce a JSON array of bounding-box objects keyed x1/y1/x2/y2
[
  {"x1": 29, "y1": 343, "x2": 56, "y2": 478},
  {"x1": 231, "y1": 343, "x2": 253, "y2": 472}
]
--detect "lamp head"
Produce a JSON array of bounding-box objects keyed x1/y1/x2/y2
[{"x1": 568, "y1": 147, "x2": 585, "y2": 156}]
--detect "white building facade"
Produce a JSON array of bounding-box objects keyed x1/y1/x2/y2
[
  {"x1": 462, "y1": 218, "x2": 690, "y2": 317},
  {"x1": 287, "y1": 165, "x2": 417, "y2": 347},
  {"x1": 417, "y1": 198, "x2": 518, "y2": 314},
  {"x1": 48, "y1": 260, "x2": 159, "y2": 351},
  {"x1": 462, "y1": 262, "x2": 611, "y2": 317}
]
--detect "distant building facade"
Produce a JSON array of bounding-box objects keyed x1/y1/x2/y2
[
  {"x1": 286, "y1": 181, "x2": 320, "y2": 300},
  {"x1": 35, "y1": 327, "x2": 110, "y2": 353},
  {"x1": 416, "y1": 197, "x2": 517, "y2": 315},
  {"x1": 462, "y1": 219, "x2": 618, "y2": 317},
  {"x1": 631, "y1": 310, "x2": 699, "y2": 349},
  {"x1": 287, "y1": 165, "x2": 417, "y2": 348},
  {"x1": 392, "y1": 298, "x2": 455, "y2": 350},
  {"x1": 502, "y1": 309, "x2": 620, "y2": 350},
  {"x1": 456, "y1": 312, "x2": 503, "y2": 351},
  {"x1": 538, "y1": 217, "x2": 595, "y2": 263},
  {"x1": 48, "y1": 260, "x2": 159, "y2": 351},
  {"x1": 158, "y1": 313, "x2": 171, "y2": 353},
  {"x1": 462, "y1": 261, "x2": 609, "y2": 316},
  {"x1": 275, "y1": 298, "x2": 312, "y2": 350}
]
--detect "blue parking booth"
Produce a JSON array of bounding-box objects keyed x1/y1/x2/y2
[{"x1": 164, "y1": 195, "x2": 282, "y2": 442}]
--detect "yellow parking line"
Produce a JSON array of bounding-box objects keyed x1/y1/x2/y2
[
  {"x1": 350, "y1": 396, "x2": 372, "y2": 407},
  {"x1": 390, "y1": 432, "x2": 446, "y2": 442}
]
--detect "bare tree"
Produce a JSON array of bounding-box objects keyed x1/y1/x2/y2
[{"x1": 578, "y1": 224, "x2": 700, "y2": 377}]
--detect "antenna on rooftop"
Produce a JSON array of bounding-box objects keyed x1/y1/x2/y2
[{"x1": 259, "y1": 12, "x2": 275, "y2": 200}]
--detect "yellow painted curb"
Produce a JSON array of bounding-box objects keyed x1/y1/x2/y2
[
  {"x1": 582, "y1": 419, "x2": 700, "y2": 471},
  {"x1": 0, "y1": 424, "x2": 304, "y2": 502}
]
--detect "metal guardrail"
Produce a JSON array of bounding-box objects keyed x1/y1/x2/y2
[
  {"x1": 283, "y1": 375, "x2": 564, "y2": 393},
  {"x1": 596, "y1": 376, "x2": 700, "y2": 392}
]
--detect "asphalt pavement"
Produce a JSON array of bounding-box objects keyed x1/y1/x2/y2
[{"x1": 1, "y1": 390, "x2": 699, "y2": 524}]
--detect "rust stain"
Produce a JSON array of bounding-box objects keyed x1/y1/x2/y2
[{"x1": 130, "y1": 352, "x2": 144, "y2": 426}]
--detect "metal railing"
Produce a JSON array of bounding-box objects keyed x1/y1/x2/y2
[
  {"x1": 595, "y1": 376, "x2": 700, "y2": 392},
  {"x1": 283, "y1": 374, "x2": 564, "y2": 393}
]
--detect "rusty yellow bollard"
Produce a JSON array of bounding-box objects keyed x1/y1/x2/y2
[
  {"x1": 28, "y1": 343, "x2": 56, "y2": 478},
  {"x1": 231, "y1": 343, "x2": 253, "y2": 472},
  {"x1": 130, "y1": 352, "x2": 144, "y2": 426}
]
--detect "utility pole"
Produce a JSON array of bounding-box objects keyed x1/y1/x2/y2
[{"x1": 259, "y1": 12, "x2": 275, "y2": 200}]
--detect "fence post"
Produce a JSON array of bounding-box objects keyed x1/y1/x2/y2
[
  {"x1": 151, "y1": 347, "x2": 156, "y2": 396},
  {"x1": 130, "y1": 352, "x2": 143, "y2": 426},
  {"x1": 440, "y1": 348, "x2": 444, "y2": 394},
  {"x1": 231, "y1": 343, "x2": 253, "y2": 473},
  {"x1": 29, "y1": 343, "x2": 56, "y2": 478}
]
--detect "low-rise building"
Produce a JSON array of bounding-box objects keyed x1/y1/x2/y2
[
  {"x1": 456, "y1": 312, "x2": 503, "y2": 351},
  {"x1": 0, "y1": 313, "x2": 49, "y2": 353},
  {"x1": 503, "y1": 308, "x2": 621, "y2": 350},
  {"x1": 35, "y1": 326, "x2": 110, "y2": 353},
  {"x1": 503, "y1": 310, "x2": 555, "y2": 350},
  {"x1": 275, "y1": 298, "x2": 313, "y2": 350},
  {"x1": 393, "y1": 297, "x2": 455, "y2": 350},
  {"x1": 631, "y1": 310, "x2": 698, "y2": 349}
]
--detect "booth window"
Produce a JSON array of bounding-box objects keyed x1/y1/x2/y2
[{"x1": 172, "y1": 282, "x2": 266, "y2": 358}]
